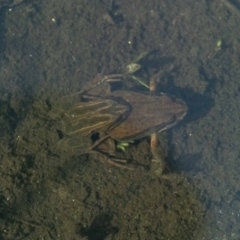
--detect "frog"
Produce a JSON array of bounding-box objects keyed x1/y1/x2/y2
[
  {"x1": 52, "y1": 73, "x2": 188, "y2": 173},
  {"x1": 95, "y1": 73, "x2": 187, "y2": 173}
]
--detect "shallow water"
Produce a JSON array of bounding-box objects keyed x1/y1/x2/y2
[{"x1": 1, "y1": 0, "x2": 240, "y2": 239}]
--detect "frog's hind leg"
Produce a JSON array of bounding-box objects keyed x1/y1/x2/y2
[
  {"x1": 150, "y1": 133, "x2": 165, "y2": 176},
  {"x1": 149, "y1": 73, "x2": 166, "y2": 176}
]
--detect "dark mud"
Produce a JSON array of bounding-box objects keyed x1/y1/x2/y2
[{"x1": 1, "y1": 0, "x2": 240, "y2": 239}]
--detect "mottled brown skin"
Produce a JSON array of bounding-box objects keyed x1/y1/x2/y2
[
  {"x1": 107, "y1": 90, "x2": 187, "y2": 141},
  {"x1": 105, "y1": 86, "x2": 187, "y2": 173}
]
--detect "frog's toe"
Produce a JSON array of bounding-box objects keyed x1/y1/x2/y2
[{"x1": 150, "y1": 158, "x2": 164, "y2": 177}]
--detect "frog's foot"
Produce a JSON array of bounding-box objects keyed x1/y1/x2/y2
[
  {"x1": 151, "y1": 157, "x2": 183, "y2": 181},
  {"x1": 80, "y1": 74, "x2": 123, "y2": 94},
  {"x1": 150, "y1": 133, "x2": 165, "y2": 177},
  {"x1": 151, "y1": 158, "x2": 164, "y2": 176},
  {"x1": 150, "y1": 134, "x2": 184, "y2": 180},
  {"x1": 90, "y1": 150, "x2": 136, "y2": 170},
  {"x1": 91, "y1": 74, "x2": 123, "y2": 88}
]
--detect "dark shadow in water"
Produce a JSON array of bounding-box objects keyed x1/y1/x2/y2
[
  {"x1": 184, "y1": 91, "x2": 214, "y2": 124},
  {"x1": 169, "y1": 153, "x2": 203, "y2": 173},
  {"x1": 77, "y1": 212, "x2": 119, "y2": 240},
  {"x1": 227, "y1": 0, "x2": 240, "y2": 9}
]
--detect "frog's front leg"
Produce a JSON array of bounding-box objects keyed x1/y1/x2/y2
[
  {"x1": 149, "y1": 73, "x2": 165, "y2": 176},
  {"x1": 150, "y1": 133, "x2": 165, "y2": 175}
]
